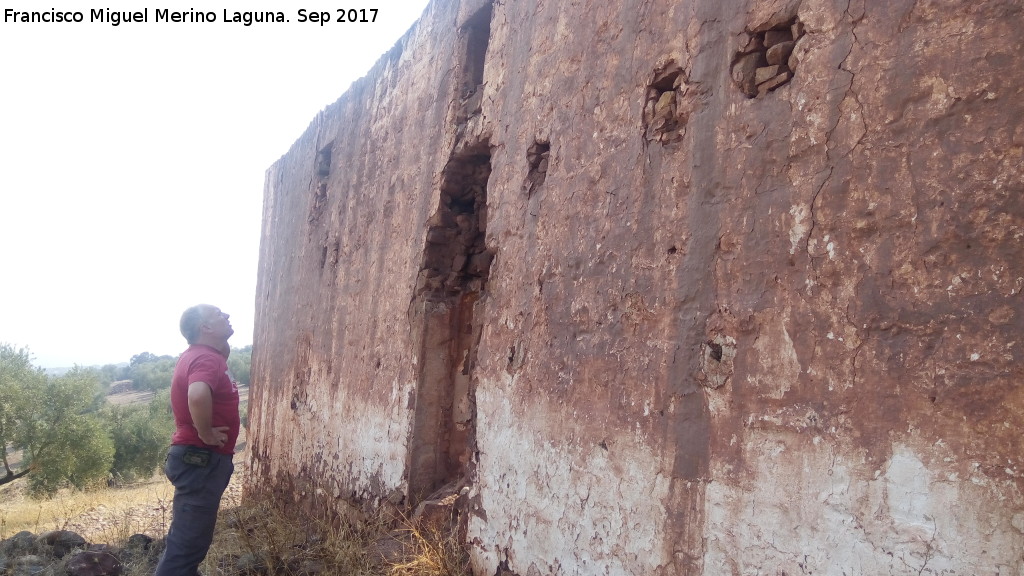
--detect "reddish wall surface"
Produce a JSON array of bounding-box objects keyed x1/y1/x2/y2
[{"x1": 249, "y1": 0, "x2": 1024, "y2": 573}]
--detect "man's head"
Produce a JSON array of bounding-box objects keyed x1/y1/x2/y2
[{"x1": 180, "y1": 304, "x2": 234, "y2": 346}]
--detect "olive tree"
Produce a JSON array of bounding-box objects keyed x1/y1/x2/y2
[
  {"x1": 0, "y1": 344, "x2": 42, "y2": 485},
  {"x1": 105, "y1": 389, "x2": 174, "y2": 482},
  {"x1": 1, "y1": 346, "x2": 115, "y2": 495}
]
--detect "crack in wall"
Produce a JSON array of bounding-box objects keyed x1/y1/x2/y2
[{"x1": 805, "y1": 166, "x2": 835, "y2": 264}]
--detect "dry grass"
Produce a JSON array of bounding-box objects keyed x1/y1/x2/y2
[
  {"x1": 206, "y1": 498, "x2": 377, "y2": 575},
  {"x1": 1, "y1": 464, "x2": 471, "y2": 576},
  {"x1": 0, "y1": 475, "x2": 173, "y2": 541},
  {"x1": 387, "y1": 524, "x2": 472, "y2": 576},
  {"x1": 204, "y1": 493, "x2": 471, "y2": 576}
]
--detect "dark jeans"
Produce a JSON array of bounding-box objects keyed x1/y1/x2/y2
[{"x1": 154, "y1": 445, "x2": 234, "y2": 576}]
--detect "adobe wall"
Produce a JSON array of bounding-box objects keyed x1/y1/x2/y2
[{"x1": 248, "y1": 0, "x2": 1024, "y2": 574}]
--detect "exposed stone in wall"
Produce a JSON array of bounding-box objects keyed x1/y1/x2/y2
[
  {"x1": 643, "y1": 62, "x2": 692, "y2": 144},
  {"x1": 732, "y1": 16, "x2": 805, "y2": 98},
  {"x1": 249, "y1": 0, "x2": 1024, "y2": 574}
]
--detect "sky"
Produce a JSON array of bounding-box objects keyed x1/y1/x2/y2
[{"x1": 0, "y1": 1, "x2": 431, "y2": 368}]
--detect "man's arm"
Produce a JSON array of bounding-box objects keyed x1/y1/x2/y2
[{"x1": 187, "y1": 381, "x2": 228, "y2": 447}]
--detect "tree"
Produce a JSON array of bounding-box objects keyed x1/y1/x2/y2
[
  {"x1": 126, "y1": 353, "x2": 176, "y2": 391},
  {"x1": 94, "y1": 363, "x2": 129, "y2": 392},
  {"x1": 0, "y1": 344, "x2": 45, "y2": 485},
  {"x1": 105, "y1": 389, "x2": 174, "y2": 482},
  {"x1": 129, "y1": 351, "x2": 158, "y2": 367},
  {"x1": 228, "y1": 345, "x2": 252, "y2": 386},
  {"x1": 0, "y1": 351, "x2": 115, "y2": 495}
]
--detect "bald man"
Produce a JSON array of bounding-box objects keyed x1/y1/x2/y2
[{"x1": 155, "y1": 304, "x2": 240, "y2": 576}]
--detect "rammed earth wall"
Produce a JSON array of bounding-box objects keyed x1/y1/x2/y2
[{"x1": 248, "y1": 0, "x2": 1024, "y2": 573}]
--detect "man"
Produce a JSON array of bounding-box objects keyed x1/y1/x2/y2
[{"x1": 155, "y1": 304, "x2": 240, "y2": 576}]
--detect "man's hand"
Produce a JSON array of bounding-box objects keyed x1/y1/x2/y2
[{"x1": 198, "y1": 425, "x2": 230, "y2": 447}]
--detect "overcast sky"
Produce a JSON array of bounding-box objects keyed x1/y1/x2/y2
[{"x1": 0, "y1": 1, "x2": 430, "y2": 368}]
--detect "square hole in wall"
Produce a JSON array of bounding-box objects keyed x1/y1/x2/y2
[{"x1": 732, "y1": 18, "x2": 805, "y2": 98}]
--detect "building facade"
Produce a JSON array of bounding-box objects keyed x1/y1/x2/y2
[{"x1": 249, "y1": 0, "x2": 1024, "y2": 573}]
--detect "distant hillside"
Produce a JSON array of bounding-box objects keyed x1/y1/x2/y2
[{"x1": 44, "y1": 362, "x2": 128, "y2": 377}]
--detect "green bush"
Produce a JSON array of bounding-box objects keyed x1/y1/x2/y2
[
  {"x1": 15, "y1": 367, "x2": 117, "y2": 496},
  {"x1": 104, "y1": 390, "x2": 174, "y2": 483}
]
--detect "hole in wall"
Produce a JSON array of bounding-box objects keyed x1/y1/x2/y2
[
  {"x1": 525, "y1": 140, "x2": 550, "y2": 196},
  {"x1": 315, "y1": 142, "x2": 333, "y2": 177},
  {"x1": 418, "y1": 146, "x2": 494, "y2": 297},
  {"x1": 461, "y1": 3, "x2": 492, "y2": 96},
  {"x1": 708, "y1": 341, "x2": 724, "y2": 362},
  {"x1": 459, "y1": 2, "x2": 493, "y2": 119},
  {"x1": 308, "y1": 182, "x2": 328, "y2": 226},
  {"x1": 308, "y1": 142, "x2": 334, "y2": 225},
  {"x1": 700, "y1": 335, "x2": 736, "y2": 389},
  {"x1": 318, "y1": 239, "x2": 340, "y2": 272},
  {"x1": 642, "y1": 62, "x2": 688, "y2": 144},
  {"x1": 506, "y1": 341, "x2": 525, "y2": 374},
  {"x1": 732, "y1": 17, "x2": 805, "y2": 98},
  {"x1": 408, "y1": 143, "x2": 493, "y2": 504}
]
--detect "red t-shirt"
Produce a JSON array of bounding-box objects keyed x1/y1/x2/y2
[{"x1": 170, "y1": 344, "x2": 240, "y2": 455}]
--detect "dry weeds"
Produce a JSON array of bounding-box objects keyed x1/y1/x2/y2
[
  {"x1": 1, "y1": 461, "x2": 471, "y2": 576},
  {"x1": 1, "y1": 475, "x2": 172, "y2": 541}
]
